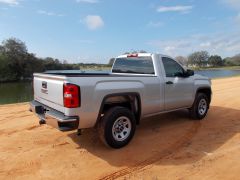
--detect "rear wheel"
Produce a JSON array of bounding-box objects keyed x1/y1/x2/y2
[
  {"x1": 39, "y1": 119, "x2": 46, "y2": 125},
  {"x1": 189, "y1": 93, "x2": 209, "y2": 120},
  {"x1": 97, "y1": 106, "x2": 136, "y2": 148}
]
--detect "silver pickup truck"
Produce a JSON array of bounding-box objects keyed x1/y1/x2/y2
[{"x1": 30, "y1": 53, "x2": 211, "y2": 148}]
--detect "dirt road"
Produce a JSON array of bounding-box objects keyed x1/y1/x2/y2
[{"x1": 0, "y1": 77, "x2": 240, "y2": 180}]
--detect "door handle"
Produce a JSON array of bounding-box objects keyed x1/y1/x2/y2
[{"x1": 166, "y1": 81, "x2": 173, "y2": 85}]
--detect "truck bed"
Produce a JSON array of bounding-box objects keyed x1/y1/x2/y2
[
  {"x1": 43, "y1": 72, "x2": 155, "y2": 77},
  {"x1": 44, "y1": 72, "x2": 110, "y2": 76},
  {"x1": 33, "y1": 72, "x2": 157, "y2": 116}
]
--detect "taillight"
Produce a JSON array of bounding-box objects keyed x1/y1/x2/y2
[
  {"x1": 63, "y1": 84, "x2": 80, "y2": 108},
  {"x1": 127, "y1": 53, "x2": 138, "y2": 57}
]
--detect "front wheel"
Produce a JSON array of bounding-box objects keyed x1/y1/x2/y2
[
  {"x1": 97, "y1": 106, "x2": 136, "y2": 149},
  {"x1": 189, "y1": 93, "x2": 209, "y2": 120}
]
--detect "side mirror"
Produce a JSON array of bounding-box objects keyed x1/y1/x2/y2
[{"x1": 185, "y1": 69, "x2": 194, "y2": 77}]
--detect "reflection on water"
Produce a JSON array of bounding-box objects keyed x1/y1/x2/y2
[
  {"x1": 195, "y1": 69, "x2": 240, "y2": 78},
  {"x1": 0, "y1": 81, "x2": 33, "y2": 105},
  {"x1": 0, "y1": 69, "x2": 240, "y2": 105}
]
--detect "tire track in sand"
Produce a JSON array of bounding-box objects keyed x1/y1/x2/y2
[{"x1": 99, "y1": 121, "x2": 201, "y2": 180}]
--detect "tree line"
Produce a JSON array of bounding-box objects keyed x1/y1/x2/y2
[
  {"x1": 108, "y1": 51, "x2": 240, "y2": 68},
  {"x1": 0, "y1": 38, "x2": 110, "y2": 82},
  {"x1": 1, "y1": 38, "x2": 240, "y2": 82},
  {"x1": 175, "y1": 51, "x2": 240, "y2": 68},
  {"x1": 0, "y1": 38, "x2": 81, "y2": 82}
]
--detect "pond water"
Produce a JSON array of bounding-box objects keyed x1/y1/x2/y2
[
  {"x1": 0, "y1": 69, "x2": 240, "y2": 105},
  {"x1": 0, "y1": 81, "x2": 33, "y2": 105},
  {"x1": 195, "y1": 69, "x2": 240, "y2": 79}
]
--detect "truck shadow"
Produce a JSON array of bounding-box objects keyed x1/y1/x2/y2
[{"x1": 68, "y1": 106, "x2": 240, "y2": 170}]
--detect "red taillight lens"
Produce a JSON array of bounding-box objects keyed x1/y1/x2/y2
[
  {"x1": 63, "y1": 84, "x2": 80, "y2": 108},
  {"x1": 127, "y1": 54, "x2": 138, "y2": 57}
]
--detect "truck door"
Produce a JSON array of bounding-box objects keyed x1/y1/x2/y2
[{"x1": 161, "y1": 57, "x2": 194, "y2": 110}]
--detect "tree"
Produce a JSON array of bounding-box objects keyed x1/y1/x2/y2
[
  {"x1": 224, "y1": 54, "x2": 240, "y2": 66},
  {"x1": 23, "y1": 53, "x2": 44, "y2": 78},
  {"x1": 1, "y1": 38, "x2": 28, "y2": 80},
  {"x1": 175, "y1": 56, "x2": 188, "y2": 66},
  {"x1": 188, "y1": 51, "x2": 209, "y2": 67},
  {"x1": 63, "y1": 60, "x2": 68, "y2": 64},
  {"x1": 0, "y1": 45, "x2": 4, "y2": 53},
  {"x1": 0, "y1": 54, "x2": 13, "y2": 81},
  {"x1": 2, "y1": 38, "x2": 27, "y2": 54},
  {"x1": 0, "y1": 37, "x2": 100, "y2": 82},
  {"x1": 208, "y1": 55, "x2": 223, "y2": 67},
  {"x1": 0, "y1": 38, "x2": 80, "y2": 82}
]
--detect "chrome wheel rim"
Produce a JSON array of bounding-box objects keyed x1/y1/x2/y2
[
  {"x1": 198, "y1": 99, "x2": 207, "y2": 115},
  {"x1": 112, "y1": 116, "x2": 131, "y2": 141}
]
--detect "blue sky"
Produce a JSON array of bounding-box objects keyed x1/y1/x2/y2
[{"x1": 0, "y1": 0, "x2": 240, "y2": 63}]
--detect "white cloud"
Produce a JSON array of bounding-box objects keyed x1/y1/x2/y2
[
  {"x1": 148, "y1": 21, "x2": 164, "y2": 27},
  {"x1": 0, "y1": 0, "x2": 18, "y2": 5},
  {"x1": 147, "y1": 32, "x2": 240, "y2": 57},
  {"x1": 164, "y1": 46, "x2": 176, "y2": 52},
  {"x1": 222, "y1": 0, "x2": 240, "y2": 25},
  {"x1": 223, "y1": 0, "x2": 240, "y2": 9},
  {"x1": 83, "y1": 15, "x2": 104, "y2": 30},
  {"x1": 233, "y1": 13, "x2": 240, "y2": 25},
  {"x1": 157, "y1": 5, "x2": 193, "y2": 13},
  {"x1": 76, "y1": 0, "x2": 99, "y2": 3},
  {"x1": 37, "y1": 10, "x2": 65, "y2": 17},
  {"x1": 200, "y1": 42, "x2": 211, "y2": 48},
  {"x1": 0, "y1": 7, "x2": 9, "y2": 10}
]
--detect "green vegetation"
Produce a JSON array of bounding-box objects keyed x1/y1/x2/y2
[
  {"x1": 0, "y1": 38, "x2": 110, "y2": 82},
  {"x1": 120, "y1": 51, "x2": 240, "y2": 70},
  {"x1": 0, "y1": 38, "x2": 80, "y2": 82},
  {"x1": 174, "y1": 51, "x2": 240, "y2": 70},
  {"x1": 79, "y1": 63, "x2": 111, "y2": 71},
  {"x1": 188, "y1": 51, "x2": 209, "y2": 67},
  {"x1": 1, "y1": 37, "x2": 240, "y2": 82},
  {"x1": 208, "y1": 55, "x2": 223, "y2": 67}
]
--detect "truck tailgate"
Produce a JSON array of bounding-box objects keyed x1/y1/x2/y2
[{"x1": 34, "y1": 73, "x2": 66, "y2": 113}]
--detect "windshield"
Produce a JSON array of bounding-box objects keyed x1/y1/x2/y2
[{"x1": 112, "y1": 57, "x2": 155, "y2": 74}]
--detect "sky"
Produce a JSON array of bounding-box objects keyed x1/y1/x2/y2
[{"x1": 0, "y1": 0, "x2": 240, "y2": 63}]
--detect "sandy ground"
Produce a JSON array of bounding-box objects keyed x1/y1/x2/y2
[{"x1": 0, "y1": 77, "x2": 240, "y2": 180}]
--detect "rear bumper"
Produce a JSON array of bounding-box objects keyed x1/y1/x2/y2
[{"x1": 29, "y1": 100, "x2": 79, "y2": 131}]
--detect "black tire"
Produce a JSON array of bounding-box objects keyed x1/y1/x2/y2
[
  {"x1": 97, "y1": 106, "x2": 136, "y2": 149},
  {"x1": 39, "y1": 119, "x2": 46, "y2": 125},
  {"x1": 189, "y1": 93, "x2": 209, "y2": 120}
]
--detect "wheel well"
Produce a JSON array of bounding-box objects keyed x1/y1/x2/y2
[
  {"x1": 96, "y1": 93, "x2": 141, "y2": 127},
  {"x1": 197, "y1": 88, "x2": 212, "y2": 104}
]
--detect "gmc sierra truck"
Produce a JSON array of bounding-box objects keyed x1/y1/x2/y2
[{"x1": 30, "y1": 53, "x2": 212, "y2": 148}]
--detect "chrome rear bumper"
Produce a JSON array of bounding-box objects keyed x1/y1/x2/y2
[{"x1": 29, "y1": 100, "x2": 79, "y2": 131}]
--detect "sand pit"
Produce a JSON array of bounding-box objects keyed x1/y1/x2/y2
[{"x1": 0, "y1": 76, "x2": 240, "y2": 179}]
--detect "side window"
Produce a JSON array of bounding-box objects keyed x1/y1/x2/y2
[{"x1": 162, "y1": 57, "x2": 184, "y2": 77}]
